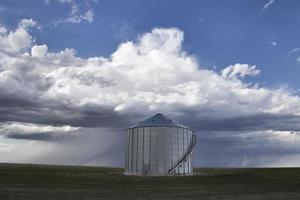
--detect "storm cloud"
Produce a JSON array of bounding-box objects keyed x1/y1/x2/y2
[{"x1": 1, "y1": 20, "x2": 300, "y2": 167}]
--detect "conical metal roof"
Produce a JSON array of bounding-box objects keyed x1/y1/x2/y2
[{"x1": 129, "y1": 113, "x2": 189, "y2": 129}]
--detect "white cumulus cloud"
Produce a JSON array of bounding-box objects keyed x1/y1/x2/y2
[
  {"x1": 0, "y1": 122, "x2": 79, "y2": 136},
  {"x1": 0, "y1": 21, "x2": 35, "y2": 53},
  {"x1": 19, "y1": 19, "x2": 37, "y2": 29},
  {"x1": 1, "y1": 25, "x2": 300, "y2": 120},
  {"x1": 31, "y1": 44, "x2": 48, "y2": 58},
  {"x1": 221, "y1": 63, "x2": 260, "y2": 79},
  {"x1": 0, "y1": 25, "x2": 7, "y2": 34},
  {"x1": 49, "y1": 0, "x2": 95, "y2": 25},
  {"x1": 1, "y1": 20, "x2": 300, "y2": 167}
]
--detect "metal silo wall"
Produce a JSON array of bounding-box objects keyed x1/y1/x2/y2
[
  {"x1": 143, "y1": 127, "x2": 151, "y2": 174},
  {"x1": 125, "y1": 126, "x2": 193, "y2": 176}
]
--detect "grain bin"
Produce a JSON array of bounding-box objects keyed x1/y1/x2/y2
[{"x1": 124, "y1": 113, "x2": 196, "y2": 176}]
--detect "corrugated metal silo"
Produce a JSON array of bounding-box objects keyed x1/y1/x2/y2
[{"x1": 124, "y1": 113, "x2": 196, "y2": 176}]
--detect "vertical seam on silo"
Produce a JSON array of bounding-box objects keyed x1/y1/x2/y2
[
  {"x1": 188, "y1": 153, "x2": 190, "y2": 174},
  {"x1": 189, "y1": 131, "x2": 191, "y2": 174},
  {"x1": 125, "y1": 130, "x2": 128, "y2": 172},
  {"x1": 149, "y1": 127, "x2": 151, "y2": 174},
  {"x1": 129, "y1": 129, "x2": 131, "y2": 173},
  {"x1": 128, "y1": 130, "x2": 130, "y2": 172},
  {"x1": 157, "y1": 127, "x2": 159, "y2": 174},
  {"x1": 188, "y1": 130, "x2": 190, "y2": 174},
  {"x1": 177, "y1": 127, "x2": 179, "y2": 174},
  {"x1": 190, "y1": 131, "x2": 192, "y2": 174},
  {"x1": 164, "y1": 128, "x2": 167, "y2": 174},
  {"x1": 142, "y1": 127, "x2": 144, "y2": 174},
  {"x1": 136, "y1": 128, "x2": 138, "y2": 174},
  {"x1": 170, "y1": 128, "x2": 171, "y2": 173},
  {"x1": 183, "y1": 128, "x2": 185, "y2": 174},
  {"x1": 124, "y1": 130, "x2": 127, "y2": 172},
  {"x1": 131, "y1": 129, "x2": 134, "y2": 173}
]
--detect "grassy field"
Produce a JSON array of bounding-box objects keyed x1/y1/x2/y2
[{"x1": 1, "y1": 163, "x2": 300, "y2": 199}]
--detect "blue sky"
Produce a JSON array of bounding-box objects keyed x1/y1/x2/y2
[
  {"x1": 1, "y1": 0, "x2": 300, "y2": 167},
  {"x1": 1, "y1": 0, "x2": 300, "y2": 89}
]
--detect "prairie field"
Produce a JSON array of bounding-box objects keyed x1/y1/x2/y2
[{"x1": 1, "y1": 163, "x2": 300, "y2": 199}]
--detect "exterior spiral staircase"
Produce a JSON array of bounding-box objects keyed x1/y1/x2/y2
[{"x1": 168, "y1": 134, "x2": 196, "y2": 174}]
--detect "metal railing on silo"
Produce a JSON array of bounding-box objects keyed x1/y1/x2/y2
[{"x1": 168, "y1": 134, "x2": 196, "y2": 174}]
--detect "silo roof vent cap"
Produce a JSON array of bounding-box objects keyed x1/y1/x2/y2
[{"x1": 129, "y1": 113, "x2": 189, "y2": 129}]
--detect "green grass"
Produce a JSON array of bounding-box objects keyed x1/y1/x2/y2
[{"x1": 1, "y1": 163, "x2": 300, "y2": 199}]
